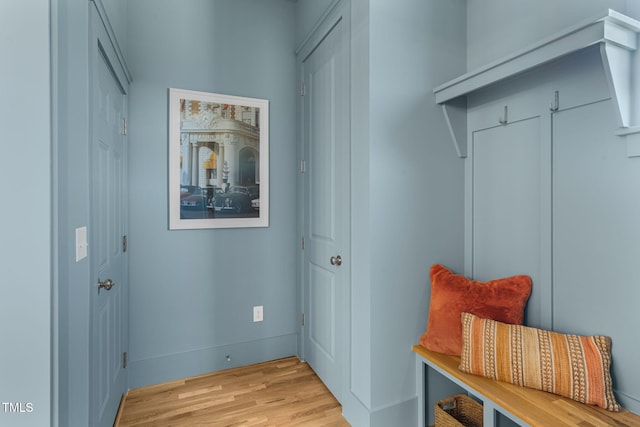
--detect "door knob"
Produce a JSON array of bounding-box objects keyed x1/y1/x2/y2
[
  {"x1": 98, "y1": 278, "x2": 114, "y2": 294},
  {"x1": 330, "y1": 255, "x2": 342, "y2": 266}
]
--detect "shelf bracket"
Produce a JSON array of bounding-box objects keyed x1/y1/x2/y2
[
  {"x1": 600, "y1": 35, "x2": 640, "y2": 157},
  {"x1": 600, "y1": 42, "x2": 634, "y2": 128},
  {"x1": 442, "y1": 99, "x2": 467, "y2": 158}
]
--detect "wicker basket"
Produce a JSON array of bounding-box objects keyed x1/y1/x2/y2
[{"x1": 434, "y1": 394, "x2": 483, "y2": 427}]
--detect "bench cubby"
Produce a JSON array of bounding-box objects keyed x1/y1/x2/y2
[{"x1": 414, "y1": 344, "x2": 640, "y2": 427}]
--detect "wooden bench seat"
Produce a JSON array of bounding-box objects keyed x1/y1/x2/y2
[{"x1": 413, "y1": 344, "x2": 640, "y2": 427}]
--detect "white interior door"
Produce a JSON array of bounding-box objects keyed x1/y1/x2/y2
[
  {"x1": 90, "y1": 8, "x2": 128, "y2": 426},
  {"x1": 301, "y1": 13, "x2": 350, "y2": 403}
]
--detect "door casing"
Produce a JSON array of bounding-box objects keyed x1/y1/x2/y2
[{"x1": 297, "y1": 0, "x2": 351, "y2": 405}]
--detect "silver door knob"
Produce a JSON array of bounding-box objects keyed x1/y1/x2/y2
[
  {"x1": 98, "y1": 278, "x2": 114, "y2": 294},
  {"x1": 330, "y1": 255, "x2": 342, "y2": 266}
]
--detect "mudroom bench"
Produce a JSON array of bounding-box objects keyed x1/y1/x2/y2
[{"x1": 413, "y1": 344, "x2": 640, "y2": 427}]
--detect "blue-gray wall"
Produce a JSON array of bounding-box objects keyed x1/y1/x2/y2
[
  {"x1": 0, "y1": 2, "x2": 52, "y2": 426},
  {"x1": 125, "y1": 0, "x2": 298, "y2": 388},
  {"x1": 295, "y1": 0, "x2": 335, "y2": 47},
  {"x1": 466, "y1": 0, "x2": 638, "y2": 70},
  {"x1": 367, "y1": 0, "x2": 465, "y2": 422}
]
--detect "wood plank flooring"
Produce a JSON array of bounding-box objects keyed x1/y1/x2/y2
[{"x1": 115, "y1": 357, "x2": 350, "y2": 426}]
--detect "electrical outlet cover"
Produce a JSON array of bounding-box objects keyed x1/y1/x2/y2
[{"x1": 253, "y1": 305, "x2": 263, "y2": 322}]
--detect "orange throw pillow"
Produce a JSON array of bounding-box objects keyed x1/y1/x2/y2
[
  {"x1": 459, "y1": 312, "x2": 620, "y2": 411},
  {"x1": 419, "y1": 264, "x2": 531, "y2": 355}
]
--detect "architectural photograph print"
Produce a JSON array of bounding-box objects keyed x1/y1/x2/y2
[{"x1": 168, "y1": 88, "x2": 269, "y2": 229}]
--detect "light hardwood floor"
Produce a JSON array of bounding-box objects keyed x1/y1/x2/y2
[{"x1": 115, "y1": 356, "x2": 350, "y2": 426}]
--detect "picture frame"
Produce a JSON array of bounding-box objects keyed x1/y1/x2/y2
[{"x1": 168, "y1": 88, "x2": 269, "y2": 229}]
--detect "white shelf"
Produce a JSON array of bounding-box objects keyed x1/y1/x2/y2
[{"x1": 435, "y1": 9, "x2": 640, "y2": 158}]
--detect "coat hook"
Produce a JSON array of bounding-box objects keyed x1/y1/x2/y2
[
  {"x1": 499, "y1": 105, "x2": 508, "y2": 125},
  {"x1": 550, "y1": 90, "x2": 559, "y2": 112}
]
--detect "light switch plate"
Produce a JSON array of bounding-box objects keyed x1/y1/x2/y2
[
  {"x1": 75, "y1": 226, "x2": 88, "y2": 262},
  {"x1": 253, "y1": 305, "x2": 263, "y2": 322}
]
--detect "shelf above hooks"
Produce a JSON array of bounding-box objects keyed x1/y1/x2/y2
[{"x1": 434, "y1": 9, "x2": 640, "y2": 158}]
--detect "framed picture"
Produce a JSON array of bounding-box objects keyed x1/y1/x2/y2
[{"x1": 168, "y1": 88, "x2": 269, "y2": 229}]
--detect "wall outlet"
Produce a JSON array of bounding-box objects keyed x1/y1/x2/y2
[{"x1": 253, "y1": 305, "x2": 263, "y2": 322}]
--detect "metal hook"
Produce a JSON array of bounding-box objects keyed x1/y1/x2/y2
[
  {"x1": 499, "y1": 106, "x2": 508, "y2": 125},
  {"x1": 550, "y1": 90, "x2": 559, "y2": 112}
]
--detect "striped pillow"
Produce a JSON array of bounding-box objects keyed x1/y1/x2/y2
[{"x1": 459, "y1": 312, "x2": 620, "y2": 411}]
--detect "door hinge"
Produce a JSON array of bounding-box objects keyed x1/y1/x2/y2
[
  {"x1": 122, "y1": 118, "x2": 128, "y2": 136},
  {"x1": 301, "y1": 313, "x2": 305, "y2": 326},
  {"x1": 122, "y1": 235, "x2": 128, "y2": 253},
  {"x1": 300, "y1": 83, "x2": 305, "y2": 96},
  {"x1": 123, "y1": 352, "x2": 128, "y2": 369},
  {"x1": 301, "y1": 236, "x2": 305, "y2": 250},
  {"x1": 300, "y1": 159, "x2": 306, "y2": 173}
]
